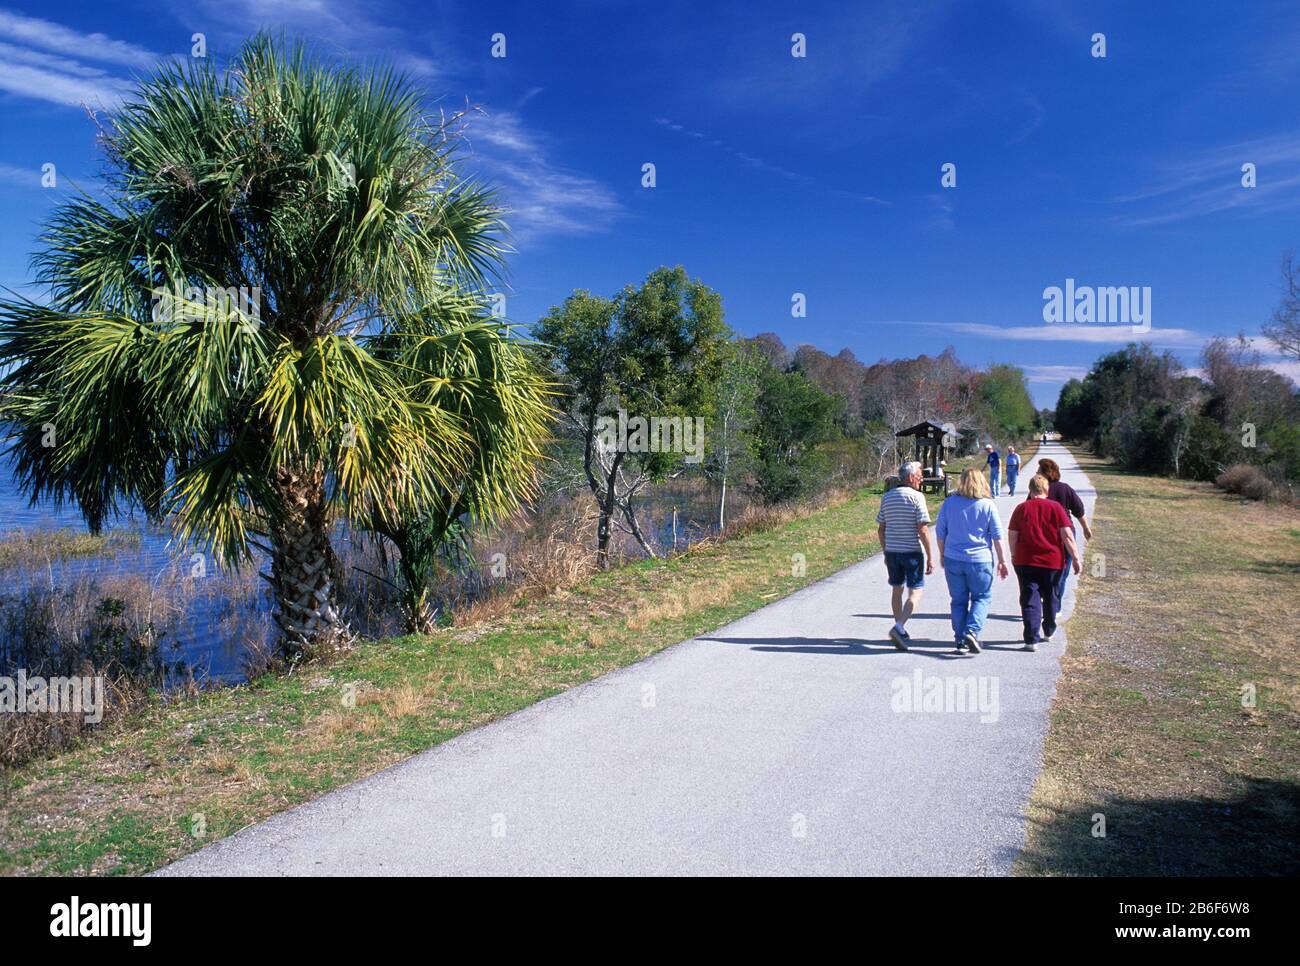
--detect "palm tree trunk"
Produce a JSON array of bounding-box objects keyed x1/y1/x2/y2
[
  {"x1": 402, "y1": 584, "x2": 437, "y2": 635},
  {"x1": 398, "y1": 549, "x2": 438, "y2": 635},
  {"x1": 270, "y1": 463, "x2": 348, "y2": 657}
]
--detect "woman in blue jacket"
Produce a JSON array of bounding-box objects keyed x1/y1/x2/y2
[{"x1": 935, "y1": 467, "x2": 1010, "y2": 654}]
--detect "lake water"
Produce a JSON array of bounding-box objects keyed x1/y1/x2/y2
[
  {"x1": 0, "y1": 470, "x2": 727, "y2": 686},
  {"x1": 0, "y1": 474, "x2": 270, "y2": 683}
]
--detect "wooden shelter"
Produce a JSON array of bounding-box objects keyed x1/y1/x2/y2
[{"x1": 895, "y1": 420, "x2": 959, "y2": 495}]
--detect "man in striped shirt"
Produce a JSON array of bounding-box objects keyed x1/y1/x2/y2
[{"x1": 875, "y1": 461, "x2": 935, "y2": 650}]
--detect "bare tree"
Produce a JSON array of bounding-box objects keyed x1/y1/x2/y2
[{"x1": 1264, "y1": 253, "x2": 1300, "y2": 361}]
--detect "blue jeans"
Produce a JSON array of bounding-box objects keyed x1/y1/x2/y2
[
  {"x1": 1006, "y1": 471, "x2": 1018, "y2": 494},
  {"x1": 1053, "y1": 550, "x2": 1073, "y2": 615},
  {"x1": 989, "y1": 468, "x2": 1000, "y2": 493},
  {"x1": 944, "y1": 559, "x2": 995, "y2": 643}
]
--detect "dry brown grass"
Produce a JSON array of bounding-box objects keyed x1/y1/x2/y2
[{"x1": 1016, "y1": 451, "x2": 1300, "y2": 875}]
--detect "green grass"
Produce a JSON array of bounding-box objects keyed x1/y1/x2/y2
[{"x1": 2, "y1": 479, "x2": 913, "y2": 876}]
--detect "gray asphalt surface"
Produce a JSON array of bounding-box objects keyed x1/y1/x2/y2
[{"x1": 156, "y1": 442, "x2": 1094, "y2": 876}]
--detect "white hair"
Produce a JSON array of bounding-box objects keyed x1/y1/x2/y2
[{"x1": 898, "y1": 461, "x2": 922, "y2": 480}]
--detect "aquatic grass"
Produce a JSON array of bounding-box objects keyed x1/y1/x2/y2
[{"x1": 0, "y1": 527, "x2": 141, "y2": 570}]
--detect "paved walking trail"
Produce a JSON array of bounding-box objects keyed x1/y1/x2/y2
[{"x1": 158, "y1": 442, "x2": 1094, "y2": 876}]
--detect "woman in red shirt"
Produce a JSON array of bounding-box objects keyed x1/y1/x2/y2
[{"x1": 1008, "y1": 474, "x2": 1081, "y2": 650}]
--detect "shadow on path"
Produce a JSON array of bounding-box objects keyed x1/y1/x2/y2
[
  {"x1": 699, "y1": 635, "x2": 1001, "y2": 659},
  {"x1": 853, "y1": 612, "x2": 1021, "y2": 623}
]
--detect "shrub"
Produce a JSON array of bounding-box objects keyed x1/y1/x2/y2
[
  {"x1": 1215, "y1": 464, "x2": 1292, "y2": 503},
  {"x1": 0, "y1": 580, "x2": 179, "y2": 769}
]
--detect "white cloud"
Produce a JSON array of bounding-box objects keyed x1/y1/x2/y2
[
  {"x1": 0, "y1": 57, "x2": 135, "y2": 108},
  {"x1": 0, "y1": 161, "x2": 41, "y2": 187},
  {"x1": 1021, "y1": 364, "x2": 1090, "y2": 383},
  {"x1": 1115, "y1": 131, "x2": 1300, "y2": 226},
  {"x1": 183, "y1": 0, "x2": 447, "y2": 78},
  {"x1": 464, "y1": 110, "x2": 621, "y2": 244},
  {"x1": 926, "y1": 194, "x2": 955, "y2": 231},
  {"x1": 0, "y1": 10, "x2": 160, "y2": 109},
  {"x1": 470, "y1": 111, "x2": 540, "y2": 155},
  {"x1": 0, "y1": 9, "x2": 160, "y2": 66},
  {"x1": 656, "y1": 117, "x2": 813, "y2": 186},
  {"x1": 1264, "y1": 359, "x2": 1300, "y2": 384},
  {"x1": 903, "y1": 320, "x2": 1209, "y2": 349},
  {"x1": 0, "y1": 40, "x2": 117, "y2": 77},
  {"x1": 982, "y1": 323, "x2": 1205, "y2": 347}
]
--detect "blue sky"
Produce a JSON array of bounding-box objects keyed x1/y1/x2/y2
[{"x1": 2, "y1": 0, "x2": 1298, "y2": 406}]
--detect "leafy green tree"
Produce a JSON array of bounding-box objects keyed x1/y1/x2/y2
[
  {"x1": 752, "y1": 365, "x2": 841, "y2": 503},
  {"x1": 0, "y1": 38, "x2": 549, "y2": 656},
  {"x1": 976, "y1": 364, "x2": 1036, "y2": 441},
  {"x1": 535, "y1": 266, "x2": 729, "y2": 566},
  {"x1": 1054, "y1": 378, "x2": 1092, "y2": 441}
]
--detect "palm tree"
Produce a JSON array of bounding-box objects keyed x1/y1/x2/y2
[
  {"x1": 0, "y1": 36, "x2": 550, "y2": 656},
  {"x1": 364, "y1": 293, "x2": 552, "y2": 632}
]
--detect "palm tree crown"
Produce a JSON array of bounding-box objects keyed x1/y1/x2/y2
[{"x1": 0, "y1": 36, "x2": 552, "y2": 654}]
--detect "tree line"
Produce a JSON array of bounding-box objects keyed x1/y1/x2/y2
[
  {"x1": 535, "y1": 267, "x2": 1042, "y2": 564},
  {"x1": 1054, "y1": 262, "x2": 1300, "y2": 495}
]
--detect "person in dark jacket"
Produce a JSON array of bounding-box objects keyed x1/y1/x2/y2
[{"x1": 1035, "y1": 457, "x2": 1092, "y2": 615}]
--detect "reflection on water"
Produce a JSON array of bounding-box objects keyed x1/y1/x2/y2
[
  {"x1": 0, "y1": 474, "x2": 732, "y2": 685},
  {"x1": 0, "y1": 479, "x2": 271, "y2": 683}
]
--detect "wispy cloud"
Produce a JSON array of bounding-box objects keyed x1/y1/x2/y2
[
  {"x1": 0, "y1": 9, "x2": 160, "y2": 109},
  {"x1": 656, "y1": 117, "x2": 812, "y2": 185},
  {"x1": 183, "y1": 0, "x2": 448, "y2": 78},
  {"x1": 464, "y1": 109, "x2": 621, "y2": 245},
  {"x1": 1114, "y1": 132, "x2": 1300, "y2": 226},
  {"x1": 0, "y1": 161, "x2": 98, "y2": 196},
  {"x1": 0, "y1": 9, "x2": 159, "y2": 66},
  {"x1": 1021, "y1": 363, "x2": 1090, "y2": 383},
  {"x1": 925, "y1": 194, "x2": 955, "y2": 231},
  {"x1": 0, "y1": 161, "x2": 42, "y2": 187},
  {"x1": 1006, "y1": 92, "x2": 1046, "y2": 146},
  {"x1": 944, "y1": 321, "x2": 1208, "y2": 348},
  {"x1": 655, "y1": 116, "x2": 892, "y2": 206},
  {"x1": 876, "y1": 320, "x2": 1209, "y2": 349},
  {"x1": 878, "y1": 322, "x2": 1298, "y2": 386},
  {"x1": 708, "y1": 5, "x2": 946, "y2": 109}
]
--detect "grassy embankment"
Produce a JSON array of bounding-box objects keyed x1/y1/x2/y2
[
  {"x1": 1017, "y1": 451, "x2": 1300, "y2": 875},
  {"x1": 1, "y1": 477, "x2": 937, "y2": 876}
]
